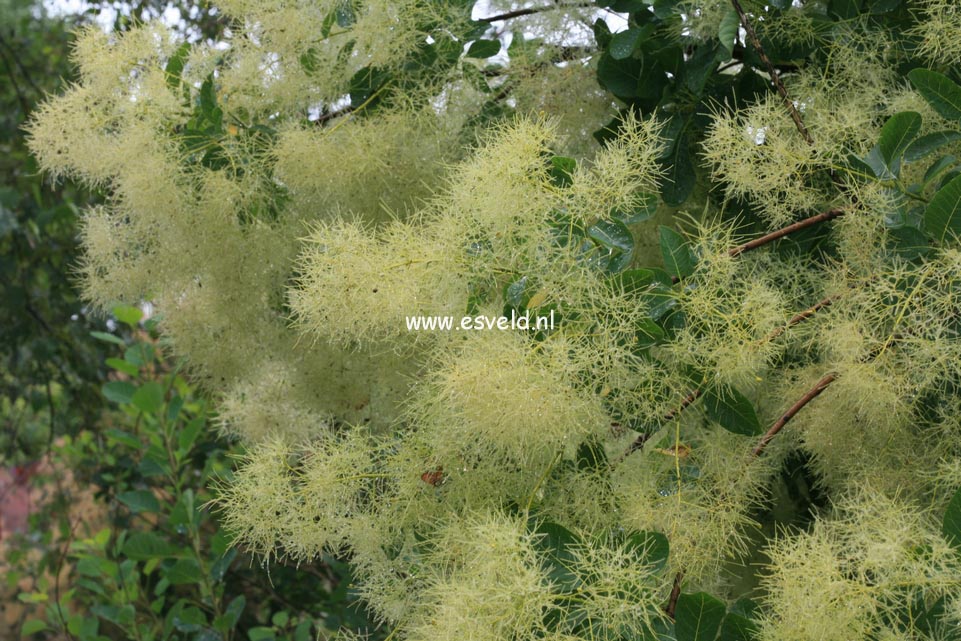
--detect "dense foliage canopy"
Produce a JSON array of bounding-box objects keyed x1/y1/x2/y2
[{"x1": 25, "y1": 0, "x2": 961, "y2": 639}]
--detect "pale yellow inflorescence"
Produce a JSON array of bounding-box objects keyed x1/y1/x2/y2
[{"x1": 26, "y1": 0, "x2": 961, "y2": 637}]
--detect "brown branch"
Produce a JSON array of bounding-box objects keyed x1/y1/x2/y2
[
  {"x1": 313, "y1": 104, "x2": 355, "y2": 125},
  {"x1": 479, "y1": 2, "x2": 593, "y2": 23},
  {"x1": 728, "y1": 208, "x2": 844, "y2": 258},
  {"x1": 665, "y1": 571, "x2": 683, "y2": 618},
  {"x1": 616, "y1": 388, "x2": 703, "y2": 463},
  {"x1": 667, "y1": 207, "x2": 846, "y2": 285},
  {"x1": 763, "y1": 291, "x2": 842, "y2": 343},
  {"x1": 729, "y1": 0, "x2": 813, "y2": 145},
  {"x1": 618, "y1": 295, "x2": 839, "y2": 462},
  {"x1": 620, "y1": 214, "x2": 847, "y2": 463},
  {"x1": 752, "y1": 372, "x2": 835, "y2": 456},
  {"x1": 618, "y1": 293, "x2": 837, "y2": 461}
]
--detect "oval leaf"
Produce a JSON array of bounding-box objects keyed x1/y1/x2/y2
[
  {"x1": 112, "y1": 304, "x2": 143, "y2": 328},
  {"x1": 609, "y1": 26, "x2": 643, "y2": 60},
  {"x1": 659, "y1": 226, "x2": 697, "y2": 279},
  {"x1": 132, "y1": 382, "x2": 166, "y2": 414},
  {"x1": 626, "y1": 530, "x2": 670, "y2": 571},
  {"x1": 117, "y1": 490, "x2": 161, "y2": 514},
  {"x1": 102, "y1": 381, "x2": 136, "y2": 405},
  {"x1": 878, "y1": 111, "x2": 922, "y2": 170},
  {"x1": 675, "y1": 592, "x2": 726, "y2": 641},
  {"x1": 717, "y1": 8, "x2": 740, "y2": 60},
  {"x1": 532, "y1": 521, "x2": 581, "y2": 592},
  {"x1": 703, "y1": 385, "x2": 762, "y2": 436},
  {"x1": 909, "y1": 69, "x2": 961, "y2": 122},
  {"x1": 466, "y1": 39, "x2": 501, "y2": 58},
  {"x1": 904, "y1": 130, "x2": 961, "y2": 162},
  {"x1": 122, "y1": 532, "x2": 178, "y2": 560},
  {"x1": 661, "y1": 118, "x2": 696, "y2": 206},
  {"x1": 924, "y1": 173, "x2": 961, "y2": 243}
]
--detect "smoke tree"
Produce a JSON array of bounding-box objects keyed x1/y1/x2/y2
[{"x1": 27, "y1": 0, "x2": 961, "y2": 638}]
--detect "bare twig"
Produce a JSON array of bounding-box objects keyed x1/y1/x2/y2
[
  {"x1": 665, "y1": 571, "x2": 683, "y2": 618},
  {"x1": 762, "y1": 292, "x2": 842, "y2": 343},
  {"x1": 479, "y1": 2, "x2": 593, "y2": 23},
  {"x1": 620, "y1": 210, "x2": 847, "y2": 463},
  {"x1": 728, "y1": 0, "x2": 813, "y2": 145},
  {"x1": 312, "y1": 104, "x2": 354, "y2": 125},
  {"x1": 668, "y1": 207, "x2": 845, "y2": 284},
  {"x1": 752, "y1": 372, "x2": 835, "y2": 456},
  {"x1": 616, "y1": 389, "x2": 703, "y2": 463},
  {"x1": 728, "y1": 208, "x2": 844, "y2": 257}
]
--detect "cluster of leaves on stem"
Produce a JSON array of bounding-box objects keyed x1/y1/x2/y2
[{"x1": 8, "y1": 307, "x2": 373, "y2": 640}]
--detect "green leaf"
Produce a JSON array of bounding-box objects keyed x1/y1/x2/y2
[
  {"x1": 719, "y1": 612, "x2": 758, "y2": 641},
  {"x1": 660, "y1": 117, "x2": 696, "y2": 206},
  {"x1": 877, "y1": 111, "x2": 922, "y2": 171},
  {"x1": 863, "y1": 145, "x2": 894, "y2": 180},
  {"x1": 466, "y1": 39, "x2": 501, "y2": 58},
  {"x1": 294, "y1": 620, "x2": 312, "y2": 641},
  {"x1": 105, "y1": 357, "x2": 139, "y2": 376},
  {"x1": 575, "y1": 438, "x2": 608, "y2": 472},
  {"x1": 173, "y1": 606, "x2": 206, "y2": 633},
  {"x1": 532, "y1": 521, "x2": 580, "y2": 592},
  {"x1": 164, "y1": 42, "x2": 191, "y2": 90},
  {"x1": 21, "y1": 619, "x2": 48, "y2": 635},
  {"x1": 348, "y1": 66, "x2": 390, "y2": 109},
  {"x1": 637, "y1": 317, "x2": 666, "y2": 347},
  {"x1": 844, "y1": 153, "x2": 877, "y2": 182},
  {"x1": 904, "y1": 131, "x2": 961, "y2": 162},
  {"x1": 125, "y1": 343, "x2": 153, "y2": 367},
  {"x1": 248, "y1": 626, "x2": 276, "y2": 641},
  {"x1": 131, "y1": 382, "x2": 165, "y2": 414},
  {"x1": 217, "y1": 595, "x2": 245, "y2": 631},
  {"x1": 909, "y1": 69, "x2": 961, "y2": 122},
  {"x1": 867, "y1": 0, "x2": 901, "y2": 13},
  {"x1": 593, "y1": 18, "x2": 613, "y2": 48},
  {"x1": 299, "y1": 48, "x2": 321, "y2": 74},
  {"x1": 717, "y1": 8, "x2": 740, "y2": 60},
  {"x1": 178, "y1": 416, "x2": 204, "y2": 454},
  {"x1": 588, "y1": 218, "x2": 635, "y2": 272},
  {"x1": 118, "y1": 490, "x2": 161, "y2": 514},
  {"x1": 625, "y1": 531, "x2": 670, "y2": 571},
  {"x1": 166, "y1": 559, "x2": 203, "y2": 584},
  {"x1": 609, "y1": 26, "x2": 643, "y2": 60},
  {"x1": 102, "y1": 381, "x2": 136, "y2": 405},
  {"x1": 613, "y1": 192, "x2": 659, "y2": 224},
  {"x1": 112, "y1": 304, "x2": 142, "y2": 327},
  {"x1": 597, "y1": 52, "x2": 641, "y2": 98},
  {"x1": 613, "y1": 268, "x2": 677, "y2": 319},
  {"x1": 924, "y1": 173, "x2": 961, "y2": 243},
  {"x1": 91, "y1": 331, "x2": 125, "y2": 346},
  {"x1": 924, "y1": 155, "x2": 957, "y2": 185},
  {"x1": 888, "y1": 226, "x2": 932, "y2": 260},
  {"x1": 122, "y1": 532, "x2": 178, "y2": 560},
  {"x1": 549, "y1": 156, "x2": 576, "y2": 187},
  {"x1": 659, "y1": 226, "x2": 697, "y2": 279},
  {"x1": 200, "y1": 77, "x2": 217, "y2": 119},
  {"x1": 653, "y1": 0, "x2": 680, "y2": 18},
  {"x1": 943, "y1": 487, "x2": 961, "y2": 550},
  {"x1": 703, "y1": 385, "x2": 763, "y2": 436},
  {"x1": 675, "y1": 592, "x2": 726, "y2": 641},
  {"x1": 209, "y1": 548, "x2": 237, "y2": 583},
  {"x1": 105, "y1": 428, "x2": 143, "y2": 450}
]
